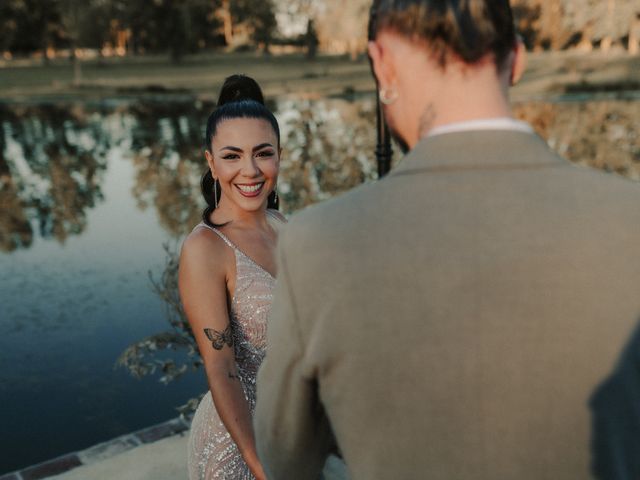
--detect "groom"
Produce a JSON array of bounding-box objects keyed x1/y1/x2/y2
[{"x1": 255, "y1": 1, "x2": 640, "y2": 479}]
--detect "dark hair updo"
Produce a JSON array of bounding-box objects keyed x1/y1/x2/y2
[
  {"x1": 201, "y1": 74, "x2": 280, "y2": 226},
  {"x1": 370, "y1": 0, "x2": 516, "y2": 69}
]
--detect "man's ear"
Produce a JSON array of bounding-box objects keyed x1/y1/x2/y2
[
  {"x1": 510, "y1": 36, "x2": 527, "y2": 86},
  {"x1": 368, "y1": 36, "x2": 396, "y2": 90},
  {"x1": 205, "y1": 150, "x2": 215, "y2": 177}
]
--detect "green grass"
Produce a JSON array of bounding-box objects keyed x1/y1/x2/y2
[
  {"x1": 0, "y1": 50, "x2": 638, "y2": 103},
  {"x1": 0, "y1": 52, "x2": 376, "y2": 102}
]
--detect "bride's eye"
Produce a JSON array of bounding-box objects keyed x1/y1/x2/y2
[
  {"x1": 256, "y1": 150, "x2": 274, "y2": 158},
  {"x1": 222, "y1": 153, "x2": 240, "y2": 160}
]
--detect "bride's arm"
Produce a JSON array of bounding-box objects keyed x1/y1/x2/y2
[{"x1": 179, "y1": 230, "x2": 266, "y2": 480}]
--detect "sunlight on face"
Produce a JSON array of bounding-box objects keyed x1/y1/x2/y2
[{"x1": 209, "y1": 117, "x2": 280, "y2": 213}]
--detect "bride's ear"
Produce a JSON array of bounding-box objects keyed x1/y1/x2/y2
[{"x1": 205, "y1": 150, "x2": 216, "y2": 177}]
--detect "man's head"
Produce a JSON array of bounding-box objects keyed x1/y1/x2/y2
[
  {"x1": 370, "y1": 0, "x2": 516, "y2": 70},
  {"x1": 368, "y1": 0, "x2": 525, "y2": 151}
]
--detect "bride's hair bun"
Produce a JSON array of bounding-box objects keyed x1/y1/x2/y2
[{"x1": 217, "y1": 74, "x2": 265, "y2": 106}]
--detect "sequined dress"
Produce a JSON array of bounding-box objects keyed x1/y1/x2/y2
[{"x1": 187, "y1": 220, "x2": 277, "y2": 480}]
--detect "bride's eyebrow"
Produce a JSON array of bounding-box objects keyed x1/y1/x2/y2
[
  {"x1": 220, "y1": 146, "x2": 243, "y2": 152},
  {"x1": 253, "y1": 143, "x2": 274, "y2": 152}
]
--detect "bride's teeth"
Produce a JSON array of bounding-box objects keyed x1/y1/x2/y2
[{"x1": 237, "y1": 183, "x2": 263, "y2": 193}]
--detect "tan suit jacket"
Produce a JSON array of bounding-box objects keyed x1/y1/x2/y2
[{"x1": 255, "y1": 130, "x2": 640, "y2": 479}]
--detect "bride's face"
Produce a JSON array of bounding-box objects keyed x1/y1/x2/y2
[{"x1": 206, "y1": 117, "x2": 280, "y2": 213}]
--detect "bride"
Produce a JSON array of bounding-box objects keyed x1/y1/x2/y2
[{"x1": 179, "y1": 74, "x2": 285, "y2": 480}]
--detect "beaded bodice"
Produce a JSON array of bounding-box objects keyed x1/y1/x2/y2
[
  {"x1": 195, "y1": 222, "x2": 275, "y2": 409},
  {"x1": 188, "y1": 217, "x2": 280, "y2": 480}
]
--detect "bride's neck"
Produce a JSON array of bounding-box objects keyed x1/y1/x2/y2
[{"x1": 213, "y1": 201, "x2": 269, "y2": 230}]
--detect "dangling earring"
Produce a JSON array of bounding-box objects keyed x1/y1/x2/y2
[
  {"x1": 379, "y1": 87, "x2": 398, "y2": 105},
  {"x1": 273, "y1": 184, "x2": 278, "y2": 204},
  {"x1": 213, "y1": 178, "x2": 218, "y2": 208}
]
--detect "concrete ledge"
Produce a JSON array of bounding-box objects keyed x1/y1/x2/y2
[
  {"x1": 2, "y1": 417, "x2": 190, "y2": 480},
  {"x1": 45, "y1": 434, "x2": 189, "y2": 480},
  {"x1": 3, "y1": 415, "x2": 349, "y2": 480},
  {"x1": 0, "y1": 473, "x2": 21, "y2": 480}
]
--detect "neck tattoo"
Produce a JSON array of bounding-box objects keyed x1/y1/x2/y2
[{"x1": 417, "y1": 103, "x2": 437, "y2": 141}]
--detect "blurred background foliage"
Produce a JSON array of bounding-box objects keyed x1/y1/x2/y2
[{"x1": 1, "y1": 0, "x2": 639, "y2": 63}]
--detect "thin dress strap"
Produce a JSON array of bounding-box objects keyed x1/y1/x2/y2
[
  {"x1": 193, "y1": 222, "x2": 276, "y2": 279},
  {"x1": 194, "y1": 223, "x2": 237, "y2": 250},
  {"x1": 266, "y1": 209, "x2": 285, "y2": 224}
]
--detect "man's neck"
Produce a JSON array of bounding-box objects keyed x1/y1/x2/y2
[{"x1": 407, "y1": 60, "x2": 513, "y2": 148}]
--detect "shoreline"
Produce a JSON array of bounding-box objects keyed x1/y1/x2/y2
[
  {"x1": 0, "y1": 51, "x2": 638, "y2": 104},
  {"x1": 0, "y1": 87, "x2": 638, "y2": 109}
]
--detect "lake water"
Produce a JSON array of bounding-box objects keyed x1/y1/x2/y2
[{"x1": 0, "y1": 95, "x2": 638, "y2": 474}]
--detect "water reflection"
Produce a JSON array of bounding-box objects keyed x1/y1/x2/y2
[
  {"x1": 513, "y1": 101, "x2": 640, "y2": 181},
  {"x1": 277, "y1": 97, "x2": 378, "y2": 208},
  {"x1": 0, "y1": 97, "x2": 638, "y2": 253},
  {"x1": 0, "y1": 105, "x2": 110, "y2": 251},
  {"x1": 127, "y1": 102, "x2": 213, "y2": 236}
]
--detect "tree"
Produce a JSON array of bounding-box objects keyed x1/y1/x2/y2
[
  {"x1": 116, "y1": 0, "x2": 220, "y2": 62},
  {"x1": 562, "y1": 0, "x2": 640, "y2": 51},
  {"x1": 274, "y1": 0, "x2": 316, "y2": 35},
  {"x1": 0, "y1": 0, "x2": 61, "y2": 61},
  {"x1": 246, "y1": 0, "x2": 277, "y2": 54},
  {"x1": 0, "y1": 0, "x2": 22, "y2": 53},
  {"x1": 167, "y1": 1, "x2": 191, "y2": 62},
  {"x1": 220, "y1": 0, "x2": 278, "y2": 51},
  {"x1": 186, "y1": 0, "x2": 224, "y2": 50},
  {"x1": 304, "y1": 19, "x2": 319, "y2": 59},
  {"x1": 77, "y1": 0, "x2": 115, "y2": 62},
  {"x1": 511, "y1": 0, "x2": 570, "y2": 50},
  {"x1": 315, "y1": 0, "x2": 369, "y2": 59},
  {"x1": 276, "y1": 0, "x2": 370, "y2": 58},
  {"x1": 217, "y1": 0, "x2": 234, "y2": 46},
  {"x1": 511, "y1": 1, "x2": 543, "y2": 50},
  {"x1": 58, "y1": 0, "x2": 87, "y2": 84},
  {"x1": 274, "y1": 0, "x2": 323, "y2": 58}
]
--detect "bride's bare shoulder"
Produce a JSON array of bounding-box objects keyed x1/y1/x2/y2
[{"x1": 180, "y1": 225, "x2": 231, "y2": 272}]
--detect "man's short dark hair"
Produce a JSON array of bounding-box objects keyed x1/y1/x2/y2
[{"x1": 370, "y1": 0, "x2": 516, "y2": 68}]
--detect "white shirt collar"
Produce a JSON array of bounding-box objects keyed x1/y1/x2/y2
[{"x1": 427, "y1": 117, "x2": 534, "y2": 138}]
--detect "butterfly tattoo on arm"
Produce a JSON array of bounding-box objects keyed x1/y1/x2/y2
[{"x1": 204, "y1": 325, "x2": 234, "y2": 350}]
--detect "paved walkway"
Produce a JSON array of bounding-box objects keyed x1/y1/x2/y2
[
  {"x1": 48, "y1": 434, "x2": 188, "y2": 480},
  {"x1": 0, "y1": 415, "x2": 348, "y2": 480},
  {"x1": 44, "y1": 432, "x2": 348, "y2": 480}
]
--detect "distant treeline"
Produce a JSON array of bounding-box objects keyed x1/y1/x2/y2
[
  {"x1": 0, "y1": 0, "x2": 283, "y2": 61},
  {"x1": 1, "y1": 0, "x2": 639, "y2": 62},
  {"x1": 513, "y1": 0, "x2": 640, "y2": 53}
]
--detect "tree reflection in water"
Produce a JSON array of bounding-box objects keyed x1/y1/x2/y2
[
  {"x1": 0, "y1": 98, "x2": 637, "y2": 254},
  {"x1": 0, "y1": 124, "x2": 32, "y2": 251},
  {"x1": 514, "y1": 101, "x2": 640, "y2": 181},
  {"x1": 128, "y1": 101, "x2": 213, "y2": 237},
  {"x1": 0, "y1": 97, "x2": 382, "y2": 253},
  {"x1": 0, "y1": 104, "x2": 110, "y2": 252},
  {"x1": 277, "y1": 97, "x2": 378, "y2": 210}
]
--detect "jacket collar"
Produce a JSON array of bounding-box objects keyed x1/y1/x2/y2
[{"x1": 388, "y1": 130, "x2": 566, "y2": 178}]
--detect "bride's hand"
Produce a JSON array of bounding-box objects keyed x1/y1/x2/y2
[{"x1": 250, "y1": 462, "x2": 267, "y2": 480}]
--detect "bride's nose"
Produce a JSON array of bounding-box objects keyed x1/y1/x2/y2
[{"x1": 240, "y1": 155, "x2": 261, "y2": 177}]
